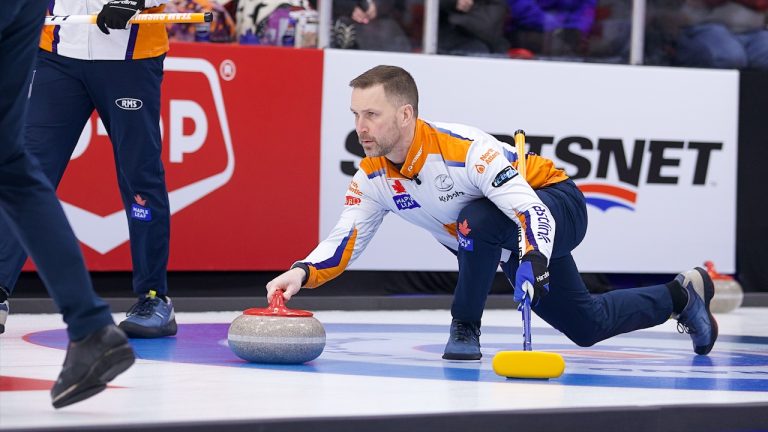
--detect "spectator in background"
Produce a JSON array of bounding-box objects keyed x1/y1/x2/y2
[
  {"x1": 583, "y1": 0, "x2": 633, "y2": 62},
  {"x1": 438, "y1": 0, "x2": 510, "y2": 55},
  {"x1": 332, "y1": 0, "x2": 412, "y2": 52},
  {"x1": 505, "y1": 0, "x2": 597, "y2": 57},
  {"x1": 674, "y1": 0, "x2": 768, "y2": 69}
]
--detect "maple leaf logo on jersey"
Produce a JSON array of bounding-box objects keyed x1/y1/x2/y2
[
  {"x1": 134, "y1": 194, "x2": 147, "y2": 206},
  {"x1": 391, "y1": 180, "x2": 406, "y2": 194},
  {"x1": 458, "y1": 219, "x2": 471, "y2": 236}
]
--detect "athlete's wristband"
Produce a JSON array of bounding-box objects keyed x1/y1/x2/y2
[{"x1": 290, "y1": 262, "x2": 310, "y2": 286}]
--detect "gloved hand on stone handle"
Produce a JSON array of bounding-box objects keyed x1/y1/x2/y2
[{"x1": 514, "y1": 250, "x2": 550, "y2": 306}]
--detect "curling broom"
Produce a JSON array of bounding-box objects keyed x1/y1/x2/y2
[
  {"x1": 491, "y1": 129, "x2": 566, "y2": 379},
  {"x1": 45, "y1": 12, "x2": 213, "y2": 26}
]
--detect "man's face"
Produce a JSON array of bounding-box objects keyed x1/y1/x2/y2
[{"x1": 350, "y1": 84, "x2": 402, "y2": 158}]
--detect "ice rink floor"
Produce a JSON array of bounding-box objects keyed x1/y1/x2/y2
[{"x1": 2, "y1": 307, "x2": 768, "y2": 431}]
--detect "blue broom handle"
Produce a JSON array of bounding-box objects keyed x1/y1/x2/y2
[{"x1": 521, "y1": 284, "x2": 532, "y2": 351}]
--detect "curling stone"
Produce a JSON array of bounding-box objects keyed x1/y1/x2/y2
[
  {"x1": 228, "y1": 291, "x2": 325, "y2": 364},
  {"x1": 705, "y1": 261, "x2": 744, "y2": 314}
]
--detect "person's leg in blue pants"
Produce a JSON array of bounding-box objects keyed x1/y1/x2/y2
[
  {"x1": 0, "y1": 0, "x2": 134, "y2": 408},
  {"x1": 0, "y1": 49, "x2": 96, "y2": 296},
  {"x1": 85, "y1": 56, "x2": 175, "y2": 338},
  {"x1": 453, "y1": 179, "x2": 673, "y2": 348},
  {"x1": 87, "y1": 56, "x2": 170, "y2": 297},
  {"x1": 0, "y1": 2, "x2": 109, "y2": 341}
]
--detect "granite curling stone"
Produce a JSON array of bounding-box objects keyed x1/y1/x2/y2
[{"x1": 228, "y1": 292, "x2": 326, "y2": 364}]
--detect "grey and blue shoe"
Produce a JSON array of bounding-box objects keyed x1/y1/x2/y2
[
  {"x1": 674, "y1": 267, "x2": 718, "y2": 355},
  {"x1": 0, "y1": 300, "x2": 8, "y2": 334},
  {"x1": 118, "y1": 290, "x2": 177, "y2": 338},
  {"x1": 443, "y1": 319, "x2": 482, "y2": 360}
]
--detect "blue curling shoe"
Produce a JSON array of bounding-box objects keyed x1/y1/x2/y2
[
  {"x1": 674, "y1": 267, "x2": 718, "y2": 355},
  {"x1": 119, "y1": 290, "x2": 177, "y2": 338},
  {"x1": 443, "y1": 319, "x2": 481, "y2": 360}
]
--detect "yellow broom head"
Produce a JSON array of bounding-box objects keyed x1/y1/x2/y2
[{"x1": 492, "y1": 350, "x2": 565, "y2": 379}]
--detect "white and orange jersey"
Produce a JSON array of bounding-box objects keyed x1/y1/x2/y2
[
  {"x1": 40, "y1": 0, "x2": 169, "y2": 60},
  {"x1": 297, "y1": 119, "x2": 569, "y2": 289}
]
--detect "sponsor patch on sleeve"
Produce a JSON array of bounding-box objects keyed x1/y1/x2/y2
[{"x1": 492, "y1": 166, "x2": 518, "y2": 187}]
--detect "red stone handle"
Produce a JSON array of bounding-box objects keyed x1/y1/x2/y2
[
  {"x1": 243, "y1": 289, "x2": 314, "y2": 317},
  {"x1": 704, "y1": 261, "x2": 734, "y2": 281}
]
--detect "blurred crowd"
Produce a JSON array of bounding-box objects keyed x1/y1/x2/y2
[{"x1": 163, "y1": 0, "x2": 768, "y2": 69}]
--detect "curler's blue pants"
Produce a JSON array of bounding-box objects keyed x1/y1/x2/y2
[{"x1": 453, "y1": 179, "x2": 674, "y2": 347}]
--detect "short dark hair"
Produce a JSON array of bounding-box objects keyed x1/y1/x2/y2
[{"x1": 349, "y1": 65, "x2": 419, "y2": 118}]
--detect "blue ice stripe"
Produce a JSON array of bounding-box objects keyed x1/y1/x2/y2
[{"x1": 558, "y1": 373, "x2": 768, "y2": 391}]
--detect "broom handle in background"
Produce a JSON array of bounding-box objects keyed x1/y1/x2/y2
[
  {"x1": 44, "y1": 12, "x2": 212, "y2": 25},
  {"x1": 514, "y1": 129, "x2": 529, "y2": 271},
  {"x1": 514, "y1": 129, "x2": 527, "y2": 179}
]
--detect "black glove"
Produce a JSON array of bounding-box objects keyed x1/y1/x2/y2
[
  {"x1": 96, "y1": 0, "x2": 145, "y2": 35},
  {"x1": 514, "y1": 250, "x2": 550, "y2": 306}
]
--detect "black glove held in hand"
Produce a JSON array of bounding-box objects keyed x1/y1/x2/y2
[
  {"x1": 97, "y1": 0, "x2": 145, "y2": 34},
  {"x1": 514, "y1": 250, "x2": 550, "y2": 306}
]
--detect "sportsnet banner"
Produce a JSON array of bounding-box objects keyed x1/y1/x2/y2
[
  {"x1": 320, "y1": 50, "x2": 738, "y2": 273},
  {"x1": 29, "y1": 43, "x2": 323, "y2": 271}
]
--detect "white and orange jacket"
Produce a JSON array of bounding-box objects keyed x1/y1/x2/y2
[
  {"x1": 41, "y1": 0, "x2": 169, "y2": 60},
  {"x1": 297, "y1": 119, "x2": 569, "y2": 288}
]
